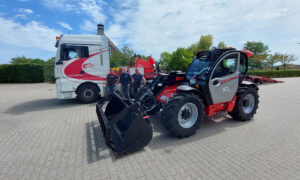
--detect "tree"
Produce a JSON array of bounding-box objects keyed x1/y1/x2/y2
[
  {"x1": 265, "y1": 53, "x2": 281, "y2": 70},
  {"x1": 167, "y1": 48, "x2": 194, "y2": 72},
  {"x1": 187, "y1": 35, "x2": 213, "y2": 54},
  {"x1": 251, "y1": 54, "x2": 268, "y2": 70},
  {"x1": 217, "y1": 41, "x2": 227, "y2": 49},
  {"x1": 280, "y1": 54, "x2": 297, "y2": 70},
  {"x1": 10, "y1": 56, "x2": 45, "y2": 64},
  {"x1": 110, "y1": 45, "x2": 134, "y2": 67},
  {"x1": 243, "y1": 41, "x2": 269, "y2": 70},
  {"x1": 159, "y1": 52, "x2": 172, "y2": 70},
  {"x1": 46, "y1": 57, "x2": 56, "y2": 64}
]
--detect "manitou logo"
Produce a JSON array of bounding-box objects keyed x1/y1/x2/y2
[{"x1": 83, "y1": 63, "x2": 94, "y2": 69}]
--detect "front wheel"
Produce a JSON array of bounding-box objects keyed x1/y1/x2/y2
[
  {"x1": 161, "y1": 93, "x2": 204, "y2": 138},
  {"x1": 77, "y1": 84, "x2": 100, "y2": 103},
  {"x1": 229, "y1": 86, "x2": 259, "y2": 121}
]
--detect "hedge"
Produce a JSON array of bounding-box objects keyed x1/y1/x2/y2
[
  {"x1": 247, "y1": 70, "x2": 300, "y2": 78},
  {"x1": 43, "y1": 64, "x2": 55, "y2": 83},
  {"x1": 0, "y1": 63, "x2": 55, "y2": 83}
]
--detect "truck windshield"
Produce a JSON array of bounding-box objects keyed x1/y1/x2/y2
[{"x1": 186, "y1": 56, "x2": 211, "y2": 80}]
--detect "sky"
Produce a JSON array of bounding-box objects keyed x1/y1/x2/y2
[{"x1": 0, "y1": 0, "x2": 300, "y2": 64}]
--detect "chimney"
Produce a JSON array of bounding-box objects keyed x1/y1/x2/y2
[{"x1": 97, "y1": 24, "x2": 104, "y2": 35}]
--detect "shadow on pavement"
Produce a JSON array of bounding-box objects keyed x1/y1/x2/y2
[
  {"x1": 148, "y1": 111, "x2": 248, "y2": 151},
  {"x1": 85, "y1": 121, "x2": 114, "y2": 163},
  {"x1": 85, "y1": 111, "x2": 248, "y2": 162},
  {"x1": 5, "y1": 98, "x2": 80, "y2": 115}
]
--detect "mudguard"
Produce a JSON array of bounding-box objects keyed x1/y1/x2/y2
[{"x1": 96, "y1": 92, "x2": 153, "y2": 156}]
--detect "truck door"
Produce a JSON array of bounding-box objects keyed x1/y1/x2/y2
[
  {"x1": 209, "y1": 52, "x2": 240, "y2": 104},
  {"x1": 82, "y1": 45, "x2": 109, "y2": 81}
]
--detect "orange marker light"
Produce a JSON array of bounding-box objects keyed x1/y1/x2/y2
[{"x1": 56, "y1": 36, "x2": 60, "y2": 40}]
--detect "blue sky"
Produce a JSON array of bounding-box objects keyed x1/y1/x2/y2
[{"x1": 0, "y1": 0, "x2": 300, "y2": 64}]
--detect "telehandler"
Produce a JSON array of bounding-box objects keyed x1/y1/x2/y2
[{"x1": 96, "y1": 48, "x2": 259, "y2": 155}]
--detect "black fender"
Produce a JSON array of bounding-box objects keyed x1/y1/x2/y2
[
  {"x1": 238, "y1": 81, "x2": 259, "y2": 93},
  {"x1": 176, "y1": 85, "x2": 212, "y2": 106}
]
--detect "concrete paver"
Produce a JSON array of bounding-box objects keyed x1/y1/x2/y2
[{"x1": 0, "y1": 78, "x2": 300, "y2": 179}]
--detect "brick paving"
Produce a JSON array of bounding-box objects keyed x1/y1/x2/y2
[{"x1": 0, "y1": 78, "x2": 300, "y2": 179}]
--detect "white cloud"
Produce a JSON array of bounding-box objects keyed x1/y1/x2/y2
[
  {"x1": 15, "y1": 8, "x2": 34, "y2": 19},
  {"x1": 42, "y1": 0, "x2": 77, "y2": 11},
  {"x1": 0, "y1": 17, "x2": 61, "y2": 52},
  {"x1": 81, "y1": 20, "x2": 96, "y2": 32},
  {"x1": 18, "y1": 8, "x2": 34, "y2": 14},
  {"x1": 78, "y1": 0, "x2": 106, "y2": 23},
  {"x1": 104, "y1": 0, "x2": 300, "y2": 64},
  {"x1": 58, "y1": 22, "x2": 73, "y2": 31},
  {"x1": 42, "y1": 0, "x2": 106, "y2": 32}
]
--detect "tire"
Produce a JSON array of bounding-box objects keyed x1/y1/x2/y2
[
  {"x1": 136, "y1": 87, "x2": 160, "y2": 114},
  {"x1": 147, "y1": 102, "x2": 161, "y2": 115},
  {"x1": 77, "y1": 84, "x2": 100, "y2": 103},
  {"x1": 229, "y1": 86, "x2": 259, "y2": 121},
  {"x1": 161, "y1": 93, "x2": 204, "y2": 138}
]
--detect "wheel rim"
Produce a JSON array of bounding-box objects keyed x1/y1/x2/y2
[
  {"x1": 242, "y1": 94, "x2": 255, "y2": 114},
  {"x1": 178, "y1": 103, "x2": 198, "y2": 128},
  {"x1": 142, "y1": 94, "x2": 156, "y2": 111},
  {"x1": 83, "y1": 89, "x2": 94, "y2": 100}
]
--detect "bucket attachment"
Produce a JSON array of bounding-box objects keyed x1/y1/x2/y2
[{"x1": 96, "y1": 92, "x2": 153, "y2": 156}]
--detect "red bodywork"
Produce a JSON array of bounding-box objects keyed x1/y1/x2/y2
[
  {"x1": 131, "y1": 57, "x2": 158, "y2": 79},
  {"x1": 157, "y1": 85, "x2": 237, "y2": 116},
  {"x1": 156, "y1": 84, "x2": 179, "y2": 103},
  {"x1": 205, "y1": 96, "x2": 236, "y2": 117}
]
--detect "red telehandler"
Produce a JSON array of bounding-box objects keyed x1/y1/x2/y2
[{"x1": 96, "y1": 48, "x2": 262, "y2": 156}]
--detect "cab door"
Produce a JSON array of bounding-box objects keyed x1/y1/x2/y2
[{"x1": 209, "y1": 52, "x2": 240, "y2": 104}]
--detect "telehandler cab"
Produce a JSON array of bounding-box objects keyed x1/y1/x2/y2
[{"x1": 96, "y1": 48, "x2": 259, "y2": 156}]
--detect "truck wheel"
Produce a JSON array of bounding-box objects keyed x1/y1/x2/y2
[
  {"x1": 161, "y1": 93, "x2": 204, "y2": 138},
  {"x1": 77, "y1": 84, "x2": 100, "y2": 103},
  {"x1": 229, "y1": 87, "x2": 259, "y2": 121}
]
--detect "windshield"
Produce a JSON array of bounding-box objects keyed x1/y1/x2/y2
[{"x1": 186, "y1": 55, "x2": 211, "y2": 80}]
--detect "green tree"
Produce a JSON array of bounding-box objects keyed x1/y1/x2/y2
[
  {"x1": 159, "y1": 51, "x2": 172, "y2": 70},
  {"x1": 46, "y1": 57, "x2": 56, "y2": 64},
  {"x1": 280, "y1": 54, "x2": 297, "y2": 70},
  {"x1": 110, "y1": 45, "x2": 134, "y2": 67},
  {"x1": 217, "y1": 41, "x2": 227, "y2": 49},
  {"x1": 168, "y1": 48, "x2": 194, "y2": 72},
  {"x1": 10, "y1": 56, "x2": 45, "y2": 64},
  {"x1": 243, "y1": 41, "x2": 269, "y2": 70},
  {"x1": 187, "y1": 35, "x2": 213, "y2": 54},
  {"x1": 265, "y1": 53, "x2": 281, "y2": 70}
]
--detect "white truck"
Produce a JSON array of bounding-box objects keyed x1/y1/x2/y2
[{"x1": 54, "y1": 35, "x2": 110, "y2": 103}]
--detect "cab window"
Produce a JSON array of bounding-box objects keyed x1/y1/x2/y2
[
  {"x1": 212, "y1": 54, "x2": 238, "y2": 78},
  {"x1": 60, "y1": 45, "x2": 89, "y2": 61},
  {"x1": 240, "y1": 54, "x2": 247, "y2": 74}
]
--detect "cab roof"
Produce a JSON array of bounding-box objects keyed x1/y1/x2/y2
[{"x1": 59, "y1": 35, "x2": 107, "y2": 46}]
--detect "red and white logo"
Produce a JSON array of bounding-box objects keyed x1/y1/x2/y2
[{"x1": 82, "y1": 63, "x2": 94, "y2": 69}]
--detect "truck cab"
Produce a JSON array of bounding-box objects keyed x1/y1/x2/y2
[{"x1": 54, "y1": 35, "x2": 110, "y2": 103}]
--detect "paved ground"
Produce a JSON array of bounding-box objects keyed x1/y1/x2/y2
[{"x1": 0, "y1": 78, "x2": 300, "y2": 180}]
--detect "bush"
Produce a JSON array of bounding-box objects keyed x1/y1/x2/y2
[
  {"x1": 247, "y1": 70, "x2": 300, "y2": 78},
  {"x1": 43, "y1": 64, "x2": 55, "y2": 83},
  {"x1": 0, "y1": 64, "x2": 45, "y2": 83}
]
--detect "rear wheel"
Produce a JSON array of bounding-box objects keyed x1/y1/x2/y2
[
  {"x1": 161, "y1": 93, "x2": 204, "y2": 138},
  {"x1": 77, "y1": 84, "x2": 100, "y2": 103},
  {"x1": 229, "y1": 86, "x2": 259, "y2": 121}
]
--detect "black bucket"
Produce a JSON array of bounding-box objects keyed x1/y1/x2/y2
[{"x1": 96, "y1": 92, "x2": 153, "y2": 155}]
